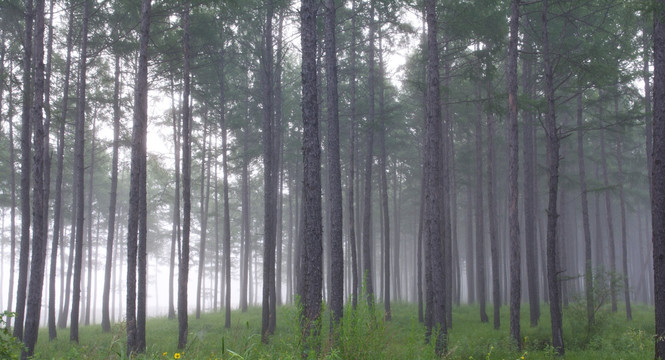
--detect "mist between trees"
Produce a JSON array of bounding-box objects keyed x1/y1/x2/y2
[{"x1": 0, "y1": 0, "x2": 663, "y2": 358}]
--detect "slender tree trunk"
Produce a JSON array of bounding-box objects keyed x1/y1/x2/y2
[
  {"x1": 507, "y1": 0, "x2": 521, "y2": 348},
  {"x1": 348, "y1": 0, "x2": 359, "y2": 310},
  {"x1": 576, "y1": 92, "x2": 594, "y2": 328},
  {"x1": 542, "y1": 0, "x2": 563, "y2": 353},
  {"x1": 21, "y1": 0, "x2": 46, "y2": 355},
  {"x1": 196, "y1": 117, "x2": 209, "y2": 319},
  {"x1": 324, "y1": 0, "x2": 344, "y2": 325},
  {"x1": 7, "y1": 60, "x2": 16, "y2": 331},
  {"x1": 127, "y1": 0, "x2": 150, "y2": 353},
  {"x1": 300, "y1": 0, "x2": 323, "y2": 354},
  {"x1": 169, "y1": 73, "x2": 181, "y2": 320},
  {"x1": 220, "y1": 65, "x2": 232, "y2": 328},
  {"x1": 101, "y1": 52, "x2": 120, "y2": 333},
  {"x1": 70, "y1": 0, "x2": 89, "y2": 343},
  {"x1": 616, "y1": 124, "x2": 631, "y2": 320},
  {"x1": 48, "y1": 3, "x2": 73, "y2": 338},
  {"x1": 362, "y1": 0, "x2": 376, "y2": 304},
  {"x1": 261, "y1": 1, "x2": 277, "y2": 341},
  {"x1": 599, "y1": 104, "x2": 618, "y2": 312},
  {"x1": 424, "y1": 0, "x2": 447, "y2": 353},
  {"x1": 487, "y1": 109, "x2": 500, "y2": 330},
  {"x1": 466, "y1": 187, "x2": 475, "y2": 305},
  {"x1": 522, "y1": 26, "x2": 539, "y2": 327},
  {"x1": 377, "y1": 22, "x2": 391, "y2": 321},
  {"x1": 417, "y1": 170, "x2": 424, "y2": 323},
  {"x1": 178, "y1": 0, "x2": 191, "y2": 349},
  {"x1": 474, "y1": 82, "x2": 488, "y2": 323},
  {"x1": 14, "y1": 0, "x2": 34, "y2": 341},
  {"x1": 85, "y1": 115, "x2": 96, "y2": 326}
]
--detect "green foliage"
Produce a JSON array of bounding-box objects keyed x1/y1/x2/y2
[{"x1": 0, "y1": 311, "x2": 24, "y2": 360}]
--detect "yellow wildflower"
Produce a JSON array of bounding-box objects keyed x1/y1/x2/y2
[
  {"x1": 174, "y1": 353, "x2": 181, "y2": 359},
  {"x1": 163, "y1": 352, "x2": 168, "y2": 357}
]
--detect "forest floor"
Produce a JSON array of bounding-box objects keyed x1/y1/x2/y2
[{"x1": 29, "y1": 300, "x2": 653, "y2": 359}]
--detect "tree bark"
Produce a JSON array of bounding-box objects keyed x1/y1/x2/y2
[
  {"x1": 22, "y1": 0, "x2": 46, "y2": 355},
  {"x1": 362, "y1": 0, "x2": 376, "y2": 305},
  {"x1": 348, "y1": 0, "x2": 359, "y2": 310},
  {"x1": 261, "y1": 1, "x2": 277, "y2": 341},
  {"x1": 300, "y1": 0, "x2": 323, "y2": 355},
  {"x1": 615, "y1": 98, "x2": 632, "y2": 320},
  {"x1": 599, "y1": 103, "x2": 618, "y2": 312},
  {"x1": 424, "y1": 0, "x2": 447, "y2": 354},
  {"x1": 576, "y1": 92, "x2": 594, "y2": 328},
  {"x1": 178, "y1": 0, "x2": 191, "y2": 350},
  {"x1": 84, "y1": 116, "x2": 96, "y2": 326},
  {"x1": 507, "y1": 0, "x2": 521, "y2": 348},
  {"x1": 127, "y1": 0, "x2": 150, "y2": 354},
  {"x1": 487, "y1": 108, "x2": 500, "y2": 330},
  {"x1": 654, "y1": 1, "x2": 665, "y2": 355},
  {"x1": 542, "y1": 0, "x2": 564, "y2": 354},
  {"x1": 196, "y1": 117, "x2": 210, "y2": 319},
  {"x1": 14, "y1": 0, "x2": 33, "y2": 341},
  {"x1": 474, "y1": 82, "x2": 488, "y2": 323},
  {"x1": 169, "y1": 73, "x2": 181, "y2": 321},
  {"x1": 70, "y1": 0, "x2": 89, "y2": 343},
  {"x1": 48, "y1": 3, "x2": 73, "y2": 338}
]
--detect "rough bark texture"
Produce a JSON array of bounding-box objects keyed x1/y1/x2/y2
[
  {"x1": 542, "y1": 0, "x2": 564, "y2": 354},
  {"x1": 300, "y1": 0, "x2": 323, "y2": 355},
  {"x1": 424, "y1": 0, "x2": 447, "y2": 354},
  {"x1": 507, "y1": 0, "x2": 521, "y2": 349},
  {"x1": 324, "y1": 0, "x2": 344, "y2": 324},
  {"x1": 654, "y1": 2, "x2": 665, "y2": 356},
  {"x1": 22, "y1": 0, "x2": 46, "y2": 356},
  {"x1": 70, "y1": 0, "x2": 89, "y2": 343},
  {"x1": 178, "y1": 0, "x2": 191, "y2": 350}
]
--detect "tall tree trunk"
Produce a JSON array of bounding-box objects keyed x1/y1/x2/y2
[
  {"x1": 21, "y1": 0, "x2": 46, "y2": 356},
  {"x1": 542, "y1": 0, "x2": 564, "y2": 354},
  {"x1": 576, "y1": 92, "x2": 594, "y2": 328},
  {"x1": 348, "y1": 0, "x2": 359, "y2": 310},
  {"x1": 101, "y1": 52, "x2": 120, "y2": 333},
  {"x1": 127, "y1": 0, "x2": 150, "y2": 353},
  {"x1": 261, "y1": 1, "x2": 277, "y2": 341},
  {"x1": 324, "y1": 0, "x2": 343, "y2": 325},
  {"x1": 424, "y1": 0, "x2": 447, "y2": 354},
  {"x1": 522, "y1": 24, "x2": 539, "y2": 327},
  {"x1": 300, "y1": 0, "x2": 323, "y2": 354},
  {"x1": 362, "y1": 0, "x2": 376, "y2": 304},
  {"x1": 178, "y1": 0, "x2": 191, "y2": 349},
  {"x1": 275, "y1": 10, "x2": 285, "y2": 308},
  {"x1": 616, "y1": 123, "x2": 631, "y2": 320},
  {"x1": 377, "y1": 21, "x2": 391, "y2": 321},
  {"x1": 168, "y1": 73, "x2": 181, "y2": 320},
  {"x1": 466, "y1": 187, "x2": 475, "y2": 305},
  {"x1": 70, "y1": 0, "x2": 89, "y2": 343},
  {"x1": 14, "y1": 0, "x2": 33, "y2": 341},
  {"x1": 474, "y1": 82, "x2": 488, "y2": 323},
  {"x1": 599, "y1": 103, "x2": 618, "y2": 312},
  {"x1": 85, "y1": 116, "x2": 96, "y2": 326},
  {"x1": 7, "y1": 59, "x2": 16, "y2": 331},
  {"x1": 196, "y1": 117, "x2": 209, "y2": 319},
  {"x1": 219, "y1": 58, "x2": 232, "y2": 327},
  {"x1": 487, "y1": 109, "x2": 500, "y2": 330},
  {"x1": 48, "y1": 3, "x2": 73, "y2": 338},
  {"x1": 654, "y1": 1, "x2": 665, "y2": 355},
  {"x1": 507, "y1": 0, "x2": 521, "y2": 348}
]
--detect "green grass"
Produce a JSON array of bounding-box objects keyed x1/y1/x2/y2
[{"x1": 26, "y1": 301, "x2": 654, "y2": 359}]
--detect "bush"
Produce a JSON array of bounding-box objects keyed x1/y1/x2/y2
[{"x1": 0, "y1": 311, "x2": 25, "y2": 360}]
